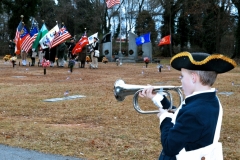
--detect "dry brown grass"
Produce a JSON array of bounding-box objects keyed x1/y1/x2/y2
[{"x1": 0, "y1": 57, "x2": 239, "y2": 160}]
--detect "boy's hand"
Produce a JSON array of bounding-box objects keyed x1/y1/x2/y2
[
  {"x1": 157, "y1": 108, "x2": 168, "y2": 118},
  {"x1": 139, "y1": 85, "x2": 167, "y2": 108},
  {"x1": 139, "y1": 85, "x2": 156, "y2": 99}
]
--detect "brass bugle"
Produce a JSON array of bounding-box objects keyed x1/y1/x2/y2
[{"x1": 114, "y1": 79, "x2": 183, "y2": 114}]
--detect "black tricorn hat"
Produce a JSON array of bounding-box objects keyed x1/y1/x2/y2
[{"x1": 170, "y1": 52, "x2": 237, "y2": 74}]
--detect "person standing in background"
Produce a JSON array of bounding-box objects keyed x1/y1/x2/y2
[
  {"x1": 38, "y1": 46, "x2": 44, "y2": 66},
  {"x1": 21, "y1": 50, "x2": 28, "y2": 66},
  {"x1": 30, "y1": 49, "x2": 37, "y2": 66},
  {"x1": 57, "y1": 42, "x2": 67, "y2": 67},
  {"x1": 42, "y1": 47, "x2": 50, "y2": 64},
  {"x1": 65, "y1": 38, "x2": 76, "y2": 60},
  {"x1": 90, "y1": 37, "x2": 99, "y2": 69},
  {"x1": 78, "y1": 45, "x2": 87, "y2": 68},
  {"x1": 49, "y1": 46, "x2": 57, "y2": 67},
  {"x1": 9, "y1": 39, "x2": 15, "y2": 56}
]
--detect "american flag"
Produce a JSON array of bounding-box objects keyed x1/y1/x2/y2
[
  {"x1": 21, "y1": 19, "x2": 39, "y2": 52},
  {"x1": 19, "y1": 26, "x2": 30, "y2": 52},
  {"x1": 14, "y1": 21, "x2": 24, "y2": 54},
  {"x1": 106, "y1": 0, "x2": 120, "y2": 8},
  {"x1": 51, "y1": 25, "x2": 71, "y2": 48}
]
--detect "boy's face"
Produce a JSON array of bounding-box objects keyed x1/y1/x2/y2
[{"x1": 180, "y1": 68, "x2": 195, "y2": 96}]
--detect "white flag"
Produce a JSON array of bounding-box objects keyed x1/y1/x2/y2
[
  {"x1": 88, "y1": 32, "x2": 98, "y2": 44},
  {"x1": 39, "y1": 24, "x2": 59, "y2": 49}
]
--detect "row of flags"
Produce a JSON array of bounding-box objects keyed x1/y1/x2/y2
[
  {"x1": 14, "y1": 18, "x2": 170, "y2": 55},
  {"x1": 14, "y1": 18, "x2": 72, "y2": 54},
  {"x1": 14, "y1": 18, "x2": 101, "y2": 55},
  {"x1": 71, "y1": 31, "x2": 170, "y2": 47}
]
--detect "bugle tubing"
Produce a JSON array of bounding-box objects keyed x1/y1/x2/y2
[{"x1": 114, "y1": 79, "x2": 183, "y2": 114}]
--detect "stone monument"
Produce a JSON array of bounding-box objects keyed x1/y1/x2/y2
[
  {"x1": 128, "y1": 32, "x2": 138, "y2": 59},
  {"x1": 101, "y1": 32, "x2": 113, "y2": 61},
  {"x1": 142, "y1": 42, "x2": 152, "y2": 62},
  {"x1": 118, "y1": 32, "x2": 138, "y2": 63}
]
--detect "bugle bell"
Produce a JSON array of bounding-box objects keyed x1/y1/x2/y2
[{"x1": 114, "y1": 79, "x2": 183, "y2": 114}]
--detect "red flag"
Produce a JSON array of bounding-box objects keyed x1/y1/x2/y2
[
  {"x1": 51, "y1": 26, "x2": 71, "y2": 48},
  {"x1": 14, "y1": 21, "x2": 24, "y2": 55},
  {"x1": 72, "y1": 34, "x2": 89, "y2": 55},
  {"x1": 158, "y1": 35, "x2": 171, "y2": 46},
  {"x1": 106, "y1": 0, "x2": 120, "y2": 8}
]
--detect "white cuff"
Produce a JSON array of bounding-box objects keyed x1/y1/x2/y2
[
  {"x1": 159, "y1": 112, "x2": 173, "y2": 125},
  {"x1": 152, "y1": 93, "x2": 164, "y2": 108}
]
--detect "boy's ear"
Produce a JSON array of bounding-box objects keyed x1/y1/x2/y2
[{"x1": 191, "y1": 72, "x2": 198, "y2": 83}]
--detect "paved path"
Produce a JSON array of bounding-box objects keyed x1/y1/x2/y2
[{"x1": 0, "y1": 144, "x2": 85, "y2": 160}]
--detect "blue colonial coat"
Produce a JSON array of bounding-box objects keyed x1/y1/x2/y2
[{"x1": 159, "y1": 90, "x2": 220, "y2": 160}]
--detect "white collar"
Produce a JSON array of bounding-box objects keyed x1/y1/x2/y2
[{"x1": 185, "y1": 88, "x2": 216, "y2": 99}]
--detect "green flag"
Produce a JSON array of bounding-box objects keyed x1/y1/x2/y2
[{"x1": 32, "y1": 23, "x2": 48, "y2": 51}]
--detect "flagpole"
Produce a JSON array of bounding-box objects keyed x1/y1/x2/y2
[
  {"x1": 169, "y1": 5, "x2": 172, "y2": 57},
  {"x1": 119, "y1": 3, "x2": 121, "y2": 56},
  {"x1": 21, "y1": 15, "x2": 24, "y2": 21}
]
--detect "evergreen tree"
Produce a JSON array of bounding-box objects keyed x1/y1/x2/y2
[
  {"x1": 54, "y1": 0, "x2": 76, "y2": 36},
  {"x1": 36, "y1": 0, "x2": 56, "y2": 30},
  {"x1": 232, "y1": 0, "x2": 240, "y2": 58},
  {"x1": 202, "y1": 5, "x2": 218, "y2": 54},
  {"x1": 176, "y1": 10, "x2": 189, "y2": 51},
  {"x1": 159, "y1": 0, "x2": 176, "y2": 57},
  {"x1": 3, "y1": 0, "x2": 41, "y2": 38},
  {"x1": 135, "y1": 10, "x2": 157, "y2": 43},
  {"x1": 75, "y1": 0, "x2": 98, "y2": 36},
  {"x1": 0, "y1": 2, "x2": 3, "y2": 14}
]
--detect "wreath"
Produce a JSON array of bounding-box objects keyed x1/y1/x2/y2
[
  {"x1": 102, "y1": 56, "x2": 108, "y2": 64},
  {"x1": 138, "y1": 50, "x2": 144, "y2": 56},
  {"x1": 113, "y1": 50, "x2": 118, "y2": 55},
  {"x1": 104, "y1": 49, "x2": 109, "y2": 55},
  {"x1": 3, "y1": 55, "x2": 11, "y2": 61},
  {"x1": 122, "y1": 50, "x2": 127, "y2": 56},
  {"x1": 129, "y1": 49, "x2": 134, "y2": 55}
]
